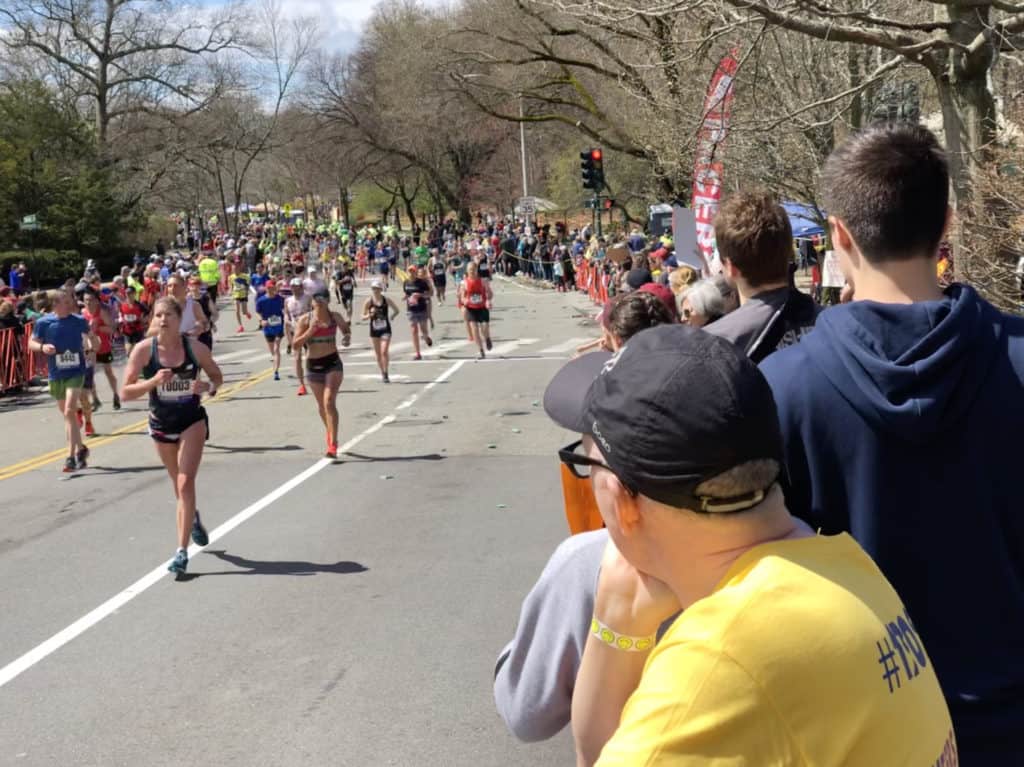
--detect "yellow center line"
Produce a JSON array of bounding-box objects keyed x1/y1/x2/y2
[{"x1": 0, "y1": 367, "x2": 274, "y2": 482}]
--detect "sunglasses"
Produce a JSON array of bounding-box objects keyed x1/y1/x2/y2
[{"x1": 558, "y1": 439, "x2": 637, "y2": 496}]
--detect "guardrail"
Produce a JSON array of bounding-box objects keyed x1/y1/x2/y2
[{"x1": 0, "y1": 321, "x2": 46, "y2": 393}]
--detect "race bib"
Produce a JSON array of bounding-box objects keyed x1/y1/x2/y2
[
  {"x1": 267, "y1": 315, "x2": 282, "y2": 327},
  {"x1": 55, "y1": 350, "x2": 81, "y2": 370},
  {"x1": 157, "y1": 375, "x2": 194, "y2": 402},
  {"x1": 122, "y1": 313, "x2": 138, "y2": 323},
  {"x1": 470, "y1": 293, "x2": 483, "y2": 305},
  {"x1": 372, "y1": 318, "x2": 388, "y2": 331}
]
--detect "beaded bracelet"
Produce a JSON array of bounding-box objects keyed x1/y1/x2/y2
[{"x1": 591, "y1": 616, "x2": 656, "y2": 652}]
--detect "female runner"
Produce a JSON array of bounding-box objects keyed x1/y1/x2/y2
[
  {"x1": 460, "y1": 262, "x2": 493, "y2": 359},
  {"x1": 361, "y1": 279, "x2": 401, "y2": 383},
  {"x1": 120, "y1": 297, "x2": 223, "y2": 575},
  {"x1": 293, "y1": 291, "x2": 352, "y2": 457}
]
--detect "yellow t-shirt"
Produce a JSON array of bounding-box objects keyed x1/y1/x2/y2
[
  {"x1": 230, "y1": 272, "x2": 251, "y2": 300},
  {"x1": 597, "y1": 534, "x2": 956, "y2": 767}
]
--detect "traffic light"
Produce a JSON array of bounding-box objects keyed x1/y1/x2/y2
[{"x1": 580, "y1": 148, "x2": 605, "y2": 191}]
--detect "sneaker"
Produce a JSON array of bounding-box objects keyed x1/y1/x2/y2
[
  {"x1": 425, "y1": 336, "x2": 433, "y2": 347},
  {"x1": 297, "y1": 384, "x2": 307, "y2": 396},
  {"x1": 84, "y1": 422, "x2": 95, "y2": 437},
  {"x1": 325, "y1": 444, "x2": 337, "y2": 459},
  {"x1": 414, "y1": 354, "x2": 422, "y2": 361},
  {"x1": 273, "y1": 371, "x2": 280, "y2": 381},
  {"x1": 113, "y1": 393, "x2": 121, "y2": 411},
  {"x1": 92, "y1": 399, "x2": 102, "y2": 412},
  {"x1": 76, "y1": 445, "x2": 89, "y2": 469},
  {"x1": 62, "y1": 457, "x2": 76, "y2": 473},
  {"x1": 245, "y1": 312, "x2": 252, "y2": 320},
  {"x1": 486, "y1": 338, "x2": 493, "y2": 351},
  {"x1": 191, "y1": 511, "x2": 209, "y2": 546},
  {"x1": 168, "y1": 550, "x2": 188, "y2": 574},
  {"x1": 382, "y1": 373, "x2": 390, "y2": 384},
  {"x1": 236, "y1": 325, "x2": 245, "y2": 334},
  {"x1": 76, "y1": 409, "x2": 84, "y2": 427},
  {"x1": 479, "y1": 349, "x2": 486, "y2": 360}
]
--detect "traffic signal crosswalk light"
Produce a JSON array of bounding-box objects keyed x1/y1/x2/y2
[{"x1": 580, "y1": 148, "x2": 605, "y2": 191}]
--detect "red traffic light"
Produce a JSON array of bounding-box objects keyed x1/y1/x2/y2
[{"x1": 591, "y1": 149, "x2": 603, "y2": 162}]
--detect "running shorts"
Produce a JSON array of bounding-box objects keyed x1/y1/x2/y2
[
  {"x1": 149, "y1": 406, "x2": 209, "y2": 444},
  {"x1": 466, "y1": 307, "x2": 490, "y2": 324},
  {"x1": 49, "y1": 375, "x2": 84, "y2": 400},
  {"x1": 96, "y1": 352, "x2": 114, "y2": 365},
  {"x1": 306, "y1": 352, "x2": 343, "y2": 383}
]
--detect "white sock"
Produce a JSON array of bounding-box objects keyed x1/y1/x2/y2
[{"x1": 177, "y1": 547, "x2": 186, "y2": 555}]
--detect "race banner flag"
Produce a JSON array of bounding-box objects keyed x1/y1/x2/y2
[{"x1": 692, "y1": 49, "x2": 739, "y2": 275}]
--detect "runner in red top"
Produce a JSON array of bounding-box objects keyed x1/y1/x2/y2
[
  {"x1": 118, "y1": 285, "x2": 150, "y2": 354},
  {"x1": 459, "y1": 262, "x2": 493, "y2": 359},
  {"x1": 82, "y1": 290, "x2": 120, "y2": 410}
]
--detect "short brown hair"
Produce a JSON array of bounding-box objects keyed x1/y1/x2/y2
[
  {"x1": 822, "y1": 124, "x2": 948, "y2": 263},
  {"x1": 714, "y1": 191, "x2": 792, "y2": 288}
]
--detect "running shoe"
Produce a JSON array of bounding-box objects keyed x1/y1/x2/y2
[
  {"x1": 92, "y1": 398, "x2": 102, "y2": 412},
  {"x1": 245, "y1": 312, "x2": 252, "y2": 320},
  {"x1": 236, "y1": 325, "x2": 244, "y2": 333},
  {"x1": 168, "y1": 550, "x2": 188, "y2": 574},
  {"x1": 383, "y1": 373, "x2": 390, "y2": 384},
  {"x1": 84, "y1": 422, "x2": 95, "y2": 437},
  {"x1": 425, "y1": 336, "x2": 433, "y2": 347},
  {"x1": 414, "y1": 354, "x2": 422, "y2": 361},
  {"x1": 76, "y1": 409, "x2": 84, "y2": 427},
  {"x1": 479, "y1": 350, "x2": 486, "y2": 360},
  {"x1": 486, "y1": 338, "x2": 493, "y2": 351},
  {"x1": 113, "y1": 393, "x2": 121, "y2": 410},
  {"x1": 62, "y1": 457, "x2": 76, "y2": 473},
  {"x1": 274, "y1": 371, "x2": 280, "y2": 381},
  {"x1": 297, "y1": 384, "x2": 307, "y2": 396},
  {"x1": 76, "y1": 445, "x2": 89, "y2": 469},
  {"x1": 325, "y1": 444, "x2": 337, "y2": 459},
  {"x1": 191, "y1": 511, "x2": 209, "y2": 546}
]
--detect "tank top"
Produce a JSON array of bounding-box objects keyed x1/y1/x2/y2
[
  {"x1": 369, "y1": 297, "x2": 390, "y2": 333},
  {"x1": 119, "y1": 300, "x2": 146, "y2": 336},
  {"x1": 432, "y1": 260, "x2": 446, "y2": 277},
  {"x1": 307, "y1": 312, "x2": 337, "y2": 349},
  {"x1": 464, "y1": 277, "x2": 486, "y2": 309},
  {"x1": 478, "y1": 260, "x2": 491, "y2": 279},
  {"x1": 144, "y1": 336, "x2": 201, "y2": 418},
  {"x1": 83, "y1": 307, "x2": 113, "y2": 354},
  {"x1": 179, "y1": 296, "x2": 198, "y2": 335}
]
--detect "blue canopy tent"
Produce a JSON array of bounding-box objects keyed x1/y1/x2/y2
[{"x1": 782, "y1": 202, "x2": 826, "y2": 240}]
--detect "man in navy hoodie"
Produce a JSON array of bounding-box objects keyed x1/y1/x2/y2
[{"x1": 760, "y1": 123, "x2": 1024, "y2": 766}]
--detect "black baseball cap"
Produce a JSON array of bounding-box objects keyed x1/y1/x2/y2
[
  {"x1": 625, "y1": 268, "x2": 653, "y2": 291},
  {"x1": 544, "y1": 324, "x2": 784, "y2": 512}
]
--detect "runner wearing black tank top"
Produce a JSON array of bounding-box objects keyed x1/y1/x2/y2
[
  {"x1": 361, "y1": 279, "x2": 401, "y2": 383},
  {"x1": 120, "y1": 296, "x2": 223, "y2": 576}
]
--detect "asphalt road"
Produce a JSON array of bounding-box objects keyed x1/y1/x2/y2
[{"x1": 0, "y1": 277, "x2": 602, "y2": 767}]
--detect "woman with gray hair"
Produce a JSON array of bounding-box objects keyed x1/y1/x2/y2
[{"x1": 679, "y1": 278, "x2": 727, "y2": 327}]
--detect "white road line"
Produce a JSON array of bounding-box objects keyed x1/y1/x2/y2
[
  {"x1": 0, "y1": 358, "x2": 468, "y2": 690},
  {"x1": 215, "y1": 348, "x2": 262, "y2": 362},
  {"x1": 487, "y1": 338, "x2": 539, "y2": 357},
  {"x1": 539, "y1": 337, "x2": 590, "y2": 354},
  {"x1": 351, "y1": 341, "x2": 412, "y2": 359}
]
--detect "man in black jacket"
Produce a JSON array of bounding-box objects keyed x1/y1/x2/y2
[{"x1": 705, "y1": 191, "x2": 819, "y2": 362}]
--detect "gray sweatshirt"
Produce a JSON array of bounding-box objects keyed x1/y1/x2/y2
[{"x1": 493, "y1": 529, "x2": 608, "y2": 742}]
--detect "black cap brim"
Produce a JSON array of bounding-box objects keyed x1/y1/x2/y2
[{"x1": 543, "y1": 351, "x2": 612, "y2": 434}]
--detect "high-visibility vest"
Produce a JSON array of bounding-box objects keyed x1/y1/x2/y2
[{"x1": 199, "y1": 257, "x2": 220, "y2": 286}]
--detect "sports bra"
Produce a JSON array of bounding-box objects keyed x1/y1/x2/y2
[{"x1": 307, "y1": 312, "x2": 337, "y2": 346}]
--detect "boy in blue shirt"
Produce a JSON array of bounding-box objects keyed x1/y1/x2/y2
[
  {"x1": 255, "y1": 280, "x2": 285, "y2": 380},
  {"x1": 29, "y1": 289, "x2": 95, "y2": 472}
]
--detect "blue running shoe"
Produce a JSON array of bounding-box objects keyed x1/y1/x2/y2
[
  {"x1": 191, "y1": 511, "x2": 209, "y2": 547},
  {"x1": 274, "y1": 371, "x2": 280, "y2": 381},
  {"x1": 168, "y1": 550, "x2": 188, "y2": 574}
]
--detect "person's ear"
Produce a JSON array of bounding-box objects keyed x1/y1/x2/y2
[
  {"x1": 723, "y1": 258, "x2": 739, "y2": 281},
  {"x1": 602, "y1": 472, "x2": 643, "y2": 535}
]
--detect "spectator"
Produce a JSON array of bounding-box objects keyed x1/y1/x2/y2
[
  {"x1": 667, "y1": 265, "x2": 697, "y2": 297},
  {"x1": 678, "y1": 279, "x2": 725, "y2": 327},
  {"x1": 704, "y1": 191, "x2": 820, "y2": 362},
  {"x1": 544, "y1": 326, "x2": 954, "y2": 766},
  {"x1": 760, "y1": 123, "x2": 1024, "y2": 766}
]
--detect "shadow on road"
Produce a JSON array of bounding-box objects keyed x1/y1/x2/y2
[
  {"x1": 178, "y1": 549, "x2": 369, "y2": 580},
  {"x1": 206, "y1": 443, "x2": 303, "y2": 453},
  {"x1": 340, "y1": 451, "x2": 445, "y2": 463},
  {"x1": 85, "y1": 465, "x2": 167, "y2": 474}
]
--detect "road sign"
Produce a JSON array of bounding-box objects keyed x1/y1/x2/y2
[
  {"x1": 518, "y1": 196, "x2": 537, "y2": 214},
  {"x1": 19, "y1": 214, "x2": 39, "y2": 231}
]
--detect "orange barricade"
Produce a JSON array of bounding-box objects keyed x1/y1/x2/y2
[
  {"x1": 560, "y1": 464, "x2": 604, "y2": 535},
  {"x1": 0, "y1": 326, "x2": 20, "y2": 391}
]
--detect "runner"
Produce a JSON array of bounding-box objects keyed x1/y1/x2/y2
[
  {"x1": 188, "y1": 276, "x2": 217, "y2": 351},
  {"x1": 361, "y1": 280, "x2": 401, "y2": 383},
  {"x1": 460, "y1": 262, "x2": 493, "y2": 359},
  {"x1": 333, "y1": 261, "x2": 356, "y2": 317},
  {"x1": 403, "y1": 265, "x2": 433, "y2": 360},
  {"x1": 293, "y1": 291, "x2": 352, "y2": 457},
  {"x1": 28, "y1": 289, "x2": 93, "y2": 472},
  {"x1": 117, "y1": 285, "x2": 149, "y2": 355},
  {"x1": 197, "y1": 249, "x2": 220, "y2": 302},
  {"x1": 78, "y1": 338, "x2": 97, "y2": 437},
  {"x1": 429, "y1": 251, "x2": 448, "y2": 305},
  {"x1": 477, "y1": 251, "x2": 492, "y2": 282},
  {"x1": 229, "y1": 259, "x2": 251, "y2": 333},
  {"x1": 374, "y1": 243, "x2": 390, "y2": 290},
  {"x1": 256, "y1": 280, "x2": 286, "y2": 380},
  {"x1": 284, "y1": 277, "x2": 310, "y2": 395},
  {"x1": 120, "y1": 296, "x2": 222, "y2": 575},
  {"x1": 82, "y1": 289, "x2": 120, "y2": 410}
]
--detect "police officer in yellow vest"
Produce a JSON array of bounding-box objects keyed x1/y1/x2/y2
[{"x1": 198, "y1": 250, "x2": 221, "y2": 302}]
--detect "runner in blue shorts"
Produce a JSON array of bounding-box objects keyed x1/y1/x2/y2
[{"x1": 256, "y1": 280, "x2": 286, "y2": 380}]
